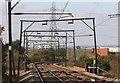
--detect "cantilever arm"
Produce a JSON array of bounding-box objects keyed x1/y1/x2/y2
[{"x1": 11, "y1": 0, "x2": 21, "y2": 11}]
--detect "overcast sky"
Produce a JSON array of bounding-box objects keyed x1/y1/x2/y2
[{"x1": 0, "y1": 0, "x2": 119, "y2": 47}]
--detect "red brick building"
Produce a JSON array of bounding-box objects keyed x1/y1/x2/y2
[{"x1": 91, "y1": 48, "x2": 108, "y2": 56}]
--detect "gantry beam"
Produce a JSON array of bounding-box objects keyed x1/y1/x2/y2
[
  {"x1": 28, "y1": 40, "x2": 59, "y2": 42},
  {"x1": 21, "y1": 17, "x2": 94, "y2": 23},
  {"x1": 11, "y1": 12, "x2": 73, "y2": 16},
  {"x1": 25, "y1": 30, "x2": 74, "y2": 32},
  {"x1": 33, "y1": 43, "x2": 55, "y2": 45},
  {"x1": 24, "y1": 35, "x2": 67, "y2": 38}
]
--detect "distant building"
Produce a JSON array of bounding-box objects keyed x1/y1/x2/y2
[
  {"x1": 44, "y1": 45, "x2": 51, "y2": 49},
  {"x1": 38, "y1": 45, "x2": 44, "y2": 49},
  {"x1": 91, "y1": 47, "x2": 120, "y2": 56},
  {"x1": 91, "y1": 48, "x2": 108, "y2": 56},
  {"x1": 100, "y1": 47, "x2": 120, "y2": 53},
  {"x1": 108, "y1": 47, "x2": 120, "y2": 53}
]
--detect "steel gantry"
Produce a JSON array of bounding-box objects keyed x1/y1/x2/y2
[
  {"x1": 19, "y1": 29, "x2": 75, "y2": 78},
  {"x1": 23, "y1": 30, "x2": 74, "y2": 57},
  {"x1": 8, "y1": 1, "x2": 98, "y2": 79},
  {"x1": 26, "y1": 40, "x2": 60, "y2": 55},
  {"x1": 22, "y1": 29, "x2": 75, "y2": 68},
  {"x1": 23, "y1": 39, "x2": 60, "y2": 70},
  {"x1": 24, "y1": 30, "x2": 75, "y2": 56},
  {"x1": 6, "y1": 0, "x2": 73, "y2": 79},
  {"x1": 22, "y1": 30, "x2": 76, "y2": 59},
  {"x1": 7, "y1": 1, "x2": 98, "y2": 82},
  {"x1": 16, "y1": 14, "x2": 73, "y2": 79},
  {"x1": 19, "y1": 18, "x2": 98, "y2": 75}
]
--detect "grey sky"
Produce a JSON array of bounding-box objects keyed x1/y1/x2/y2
[{"x1": 0, "y1": 1, "x2": 118, "y2": 47}]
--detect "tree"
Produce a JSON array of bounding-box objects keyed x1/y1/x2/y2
[
  {"x1": 12, "y1": 40, "x2": 24, "y2": 54},
  {"x1": 98, "y1": 56, "x2": 111, "y2": 71},
  {"x1": 76, "y1": 46, "x2": 81, "y2": 49},
  {"x1": 2, "y1": 43, "x2": 9, "y2": 82},
  {"x1": 79, "y1": 55, "x2": 88, "y2": 62},
  {"x1": 33, "y1": 48, "x2": 66, "y2": 62},
  {"x1": 79, "y1": 55, "x2": 111, "y2": 72}
]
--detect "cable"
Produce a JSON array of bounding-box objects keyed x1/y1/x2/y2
[
  {"x1": 58, "y1": 0, "x2": 70, "y2": 20},
  {"x1": 77, "y1": 17, "x2": 111, "y2": 35},
  {"x1": 97, "y1": 34, "x2": 117, "y2": 38},
  {"x1": 73, "y1": 12, "x2": 110, "y2": 16},
  {"x1": 95, "y1": 17, "x2": 111, "y2": 27}
]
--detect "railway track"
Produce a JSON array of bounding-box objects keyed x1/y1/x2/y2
[
  {"x1": 35, "y1": 63, "x2": 66, "y2": 83},
  {"x1": 34, "y1": 62, "x2": 105, "y2": 83}
]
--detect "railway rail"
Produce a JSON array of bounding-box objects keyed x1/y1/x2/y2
[
  {"x1": 34, "y1": 62, "x2": 105, "y2": 83},
  {"x1": 35, "y1": 63, "x2": 66, "y2": 83}
]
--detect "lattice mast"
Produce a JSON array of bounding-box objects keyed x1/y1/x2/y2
[{"x1": 50, "y1": 2, "x2": 57, "y2": 48}]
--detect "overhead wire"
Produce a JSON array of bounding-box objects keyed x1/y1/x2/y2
[
  {"x1": 95, "y1": 17, "x2": 111, "y2": 27},
  {"x1": 77, "y1": 17, "x2": 112, "y2": 35},
  {"x1": 97, "y1": 34, "x2": 118, "y2": 38},
  {"x1": 58, "y1": 0, "x2": 70, "y2": 20}
]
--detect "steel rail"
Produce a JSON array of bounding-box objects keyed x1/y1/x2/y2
[
  {"x1": 37, "y1": 63, "x2": 65, "y2": 83},
  {"x1": 34, "y1": 64, "x2": 45, "y2": 83},
  {"x1": 46, "y1": 69, "x2": 66, "y2": 83}
]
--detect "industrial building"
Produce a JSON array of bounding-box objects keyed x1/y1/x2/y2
[
  {"x1": 91, "y1": 47, "x2": 120, "y2": 56},
  {"x1": 91, "y1": 48, "x2": 108, "y2": 56}
]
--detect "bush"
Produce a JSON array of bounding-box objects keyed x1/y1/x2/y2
[
  {"x1": 33, "y1": 48, "x2": 66, "y2": 62},
  {"x1": 79, "y1": 55, "x2": 111, "y2": 72},
  {"x1": 2, "y1": 44, "x2": 9, "y2": 82}
]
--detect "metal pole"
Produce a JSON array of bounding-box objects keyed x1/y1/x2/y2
[
  {"x1": 25, "y1": 32, "x2": 27, "y2": 54},
  {"x1": 8, "y1": 1, "x2": 12, "y2": 81},
  {"x1": 58, "y1": 38, "x2": 60, "y2": 56},
  {"x1": 20, "y1": 21, "x2": 23, "y2": 47},
  {"x1": 93, "y1": 59, "x2": 95, "y2": 73},
  {"x1": 26, "y1": 33, "x2": 28, "y2": 55},
  {"x1": 69, "y1": 48, "x2": 71, "y2": 61},
  {"x1": 33, "y1": 42, "x2": 35, "y2": 56},
  {"x1": 23, "y1": 31, "x2": 25, "y2": 71},
  {"x1": 97, "y1": 67, "x2": 99, "y2": 74},
  {"x1": 23, "y1": 32, "x2": 25, "y2": 50},
  {"x1": 25, "y1": 32, "x2": 28, "y2": 71},
  {"x1": 93, "y1": 18, "x2": 98, "y2": 74},
  {"x1": 17, "y1": 21, "x2": 23, "y2": 78},
  {"x1": 23, "y1": 31, "x2": 26, "y2": 67},
  {"x1": 12, "y1": 49, "x2": 16, "y2": 77},
  {"x1": 73, "y1": 30, "x2": 76, "y2": 61},
  {"x1": 89, "y1": 66, "x2": 90, "y2": 72},
  {"x1": 65, "y1": 33, "x2": 67, "y2": 66}
]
